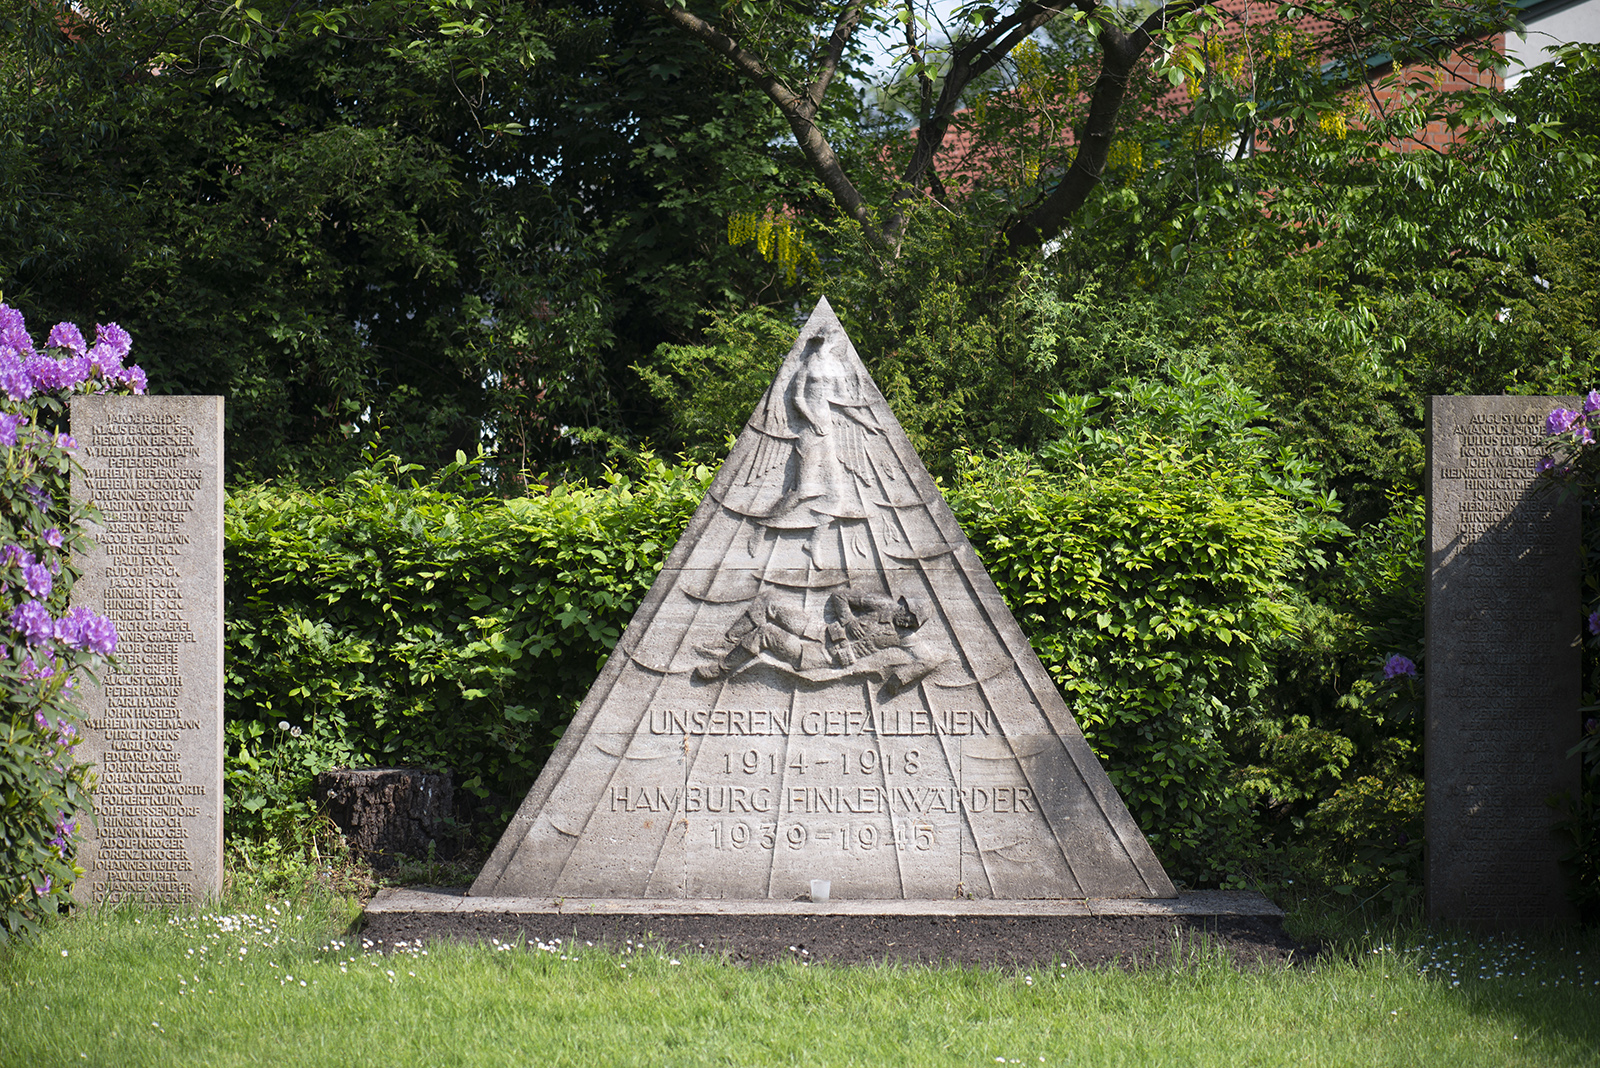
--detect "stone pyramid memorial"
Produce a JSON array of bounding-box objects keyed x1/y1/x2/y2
[{"x1": 472, "y1": 299, "x2": 1176, "y2": 901}]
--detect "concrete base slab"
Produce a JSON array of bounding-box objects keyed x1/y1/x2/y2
[{"x1": 366, "y1": 886, "x2": 1282, "y2": 919}]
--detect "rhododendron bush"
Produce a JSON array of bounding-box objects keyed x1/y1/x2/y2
[{"x1": 1, "y1": 303, "x2": 144, "y2": 940}]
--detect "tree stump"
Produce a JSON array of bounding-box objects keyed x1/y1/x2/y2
[{"x1": 314, "y1": 768, "x2": 454, "y2": 867}]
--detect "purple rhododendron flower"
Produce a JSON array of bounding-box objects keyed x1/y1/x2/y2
[
  {"x1": 56, "y1": 606, "x2": 116, "y2": 654},
  {"x1": 1589, "y1": 610, "x2": 1600, "y2": 637},
  {"x1": 25, "y1": 354, "x2": 75, "y2": 391},
  {"x1": 0, "y1": 304, "x2": 32, "y2": 357},
  {"x1": 22, "y1": 560, "x2": 51, "y2": 599},
  {"x1": 95, "y1": 322, "x2": 131, "y2": 362},
  {"x1": 0, "y1": 411, "x2": 22, "y2": 447},
  {"x1": 55, "y1": 432, "x2": 76, "y2": 450},
  {"x1": 1548, "y1": 408, "x2": 1580, "y2": 435},
  {"x1": 62, "y1": 353, "x2": 92, "y2": 385},
  {"x1": 1586, "y1": 390, "x2": 1600, "y2": 414},
  {"x1": 81, "y1": 612, "x2": 117, "y2": 655},
  {"x1": 46, "y1": 322, "x2": 86, "y2": 357},
  {"x1": 120, "y1": 364, "x2": 148, "y2": 393},
  {"x1": 48, "y1": 814, "x2": 77, "y2": 852},
  {"x1": 52, "y1": 609, "x2": 83, "y2": 648},
  {"x1": 1383, "y1": 654, "x2": 1418, "y2": 679},
  {"x1": 33, "y1": 875, "x2": 51, "y2": 896},
  {"x1": 85, "y1": 341, "x2": 123, "y2": 379},
  {"x1": 0, "y1": 351, "x2": 32, "y2": 401},
  {"x1": 21, "y1": 652, "x2": 56, "y2": 680},
  {"x1": 1580, "y1": 427, "x2": 1596, "y2": 446},
  {"x1": 9, "y1": 600, "x2": 54, "y2": 645},
  {"x1": 43, "y1": 528, "x2": 62, "y2": 548}
]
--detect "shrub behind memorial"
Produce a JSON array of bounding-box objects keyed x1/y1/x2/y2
[
  {"x1": 223, "y1": 451, "x2": 710, "y2": 841},
  {"x1": 945, "y1": 366, "x2": 1346, "y2": 885}
]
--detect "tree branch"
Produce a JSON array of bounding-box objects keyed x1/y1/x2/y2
[
  {"x1": 897, "y1": 0, "x2": 1071, "y2": 218},
  {"x1": 998, "y1": 0, "x2": 1210, "y2": 255},
  {"x1": 905, "y1": 0, "x2": 934, "y2": 126},
  {"x1": 631, "y1": 0, "x2": 877, "y2": 239},
  {"x1": 804, "y1": 0, "x2": 867, "y2": 117}
]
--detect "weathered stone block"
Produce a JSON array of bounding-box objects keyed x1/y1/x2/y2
[
  {"x1": 1426, "y1": 395, "x2": 1582, "y2": 926},
  {"x1": 70, "y1": 395, "x2": 225, "y2": 905}
]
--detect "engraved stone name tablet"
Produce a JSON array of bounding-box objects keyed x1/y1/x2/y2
[
  {"x1": 1426, "y1": 395, "x2": 1581, "y2": 926},
  {"x1": 70, "y1": 395, "x2": 224, "y2": 905},
  {"x1": 473, "y1": 299, "x2": 1176, "y2": 901}
]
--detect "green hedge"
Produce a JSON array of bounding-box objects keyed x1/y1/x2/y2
[
  {"x1": 223, "y1": 452, "x2": 710, "y2": 837},
  {"x1": 946, "y1": 444, "x2": 1312, "y2": 884}
]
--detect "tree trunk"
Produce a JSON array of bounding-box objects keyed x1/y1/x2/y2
[{"x1": 314, "y1": 768, "x2": 455, "y2": 868}]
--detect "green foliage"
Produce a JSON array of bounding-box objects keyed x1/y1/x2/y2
[
  {"x1": 1237, "y1": 492, "x2": 1427, "y2": 908},
  {"x1": 0, "y1": 0, "x2": 816, "y2": 480},
  {"x1": 738, "y1": 208, "x2": 1250, "y2": 475},
  {"x1": 945, "y1": 366, "x2": 1342, "y2": 885},
  {"x1": 1, "y1": 313, "x2": 140, "y2": 941},
  {"x1": 635, "y1": 307, "x2": 797, "y2": 464},
  {"x1": 223, "y1": 449, "x2": 712, "y2": 838}
]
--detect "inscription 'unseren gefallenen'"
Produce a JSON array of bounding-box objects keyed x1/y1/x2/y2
[
  {"x1": 81, "y1": 411, "x2": 207, "y2": 904},
  {"x1": 647, "y1": 706, "x2": 992, "y2": 736}
]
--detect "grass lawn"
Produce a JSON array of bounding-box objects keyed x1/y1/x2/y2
[{"x1": 3, "y1": 890, "x2": 1597, "y2": 1067}]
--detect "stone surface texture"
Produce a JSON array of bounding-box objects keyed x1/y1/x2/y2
[
  {"x1": 375, "y1": 886, "x2": 1280, "y2": 917},
  {"x1": 70, "y1": 395, "x2": 224, "y2": 905},
  {"x1": 472, "y1": 298, "x2": 1176, "y2": 901},
  {"x1": 1426, "y1": 395, "x2": 1582, "y2": 926},
  {"x1": 315, "y1": 768, "x2": 455, "y2": 866},
  {"x1": 361, "y1": 904, "x2": 1304, "y2": 969}
]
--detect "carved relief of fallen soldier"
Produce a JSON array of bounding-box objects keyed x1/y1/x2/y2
[{"x1": 693, "y1": 588, "x2": 946, "y2": 694}]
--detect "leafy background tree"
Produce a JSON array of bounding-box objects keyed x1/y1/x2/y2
[{"x1": 0, "y1": 0, "x2": 818, "y2": 479}]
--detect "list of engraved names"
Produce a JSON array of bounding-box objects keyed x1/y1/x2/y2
[
  {"x1": 1426, "y1": 396, "x2": 1579, "y2": 924},
  {"x1": 72, "y1": 397, "x2": 223, "y2": 904}
]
